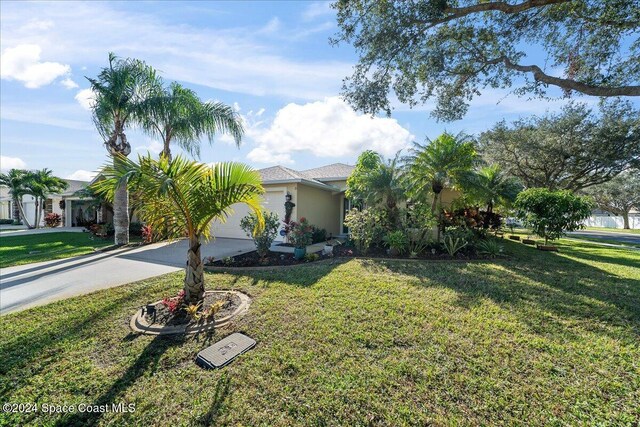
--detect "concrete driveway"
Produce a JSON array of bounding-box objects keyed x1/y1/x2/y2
[{"x1": 0, "y1": 238, "x2": 254, "y2": 315}]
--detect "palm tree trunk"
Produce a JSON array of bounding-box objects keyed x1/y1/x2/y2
[
  {"x1": 113, "y1": 181, "x2": 130, "y2": 245},
  {"x1": 11, "y1": 196, "x2": 20, "y2": 222},
  {"x1": 184, "y1": 235, "x2": 205, "y2": 304},
  {"x1": 33, "y1": 197, "x2": 40, "y2": 229},
  {"x1": 16, "y1": 197, "x2": 32, "y2": 228}
]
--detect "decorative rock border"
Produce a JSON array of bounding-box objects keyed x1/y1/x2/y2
[{"x1": 130, "y1": 290, "x2": 251, "y2": 335}]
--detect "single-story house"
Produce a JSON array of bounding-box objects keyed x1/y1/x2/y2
[
  {"x1": 212, "y1": 163, "x2": 356, "y2": 241},
  {"x1": 0, "y1": 179, "x2": 112, "y2": 228}
]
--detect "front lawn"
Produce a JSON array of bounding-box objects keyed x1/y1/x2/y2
[
  {"x1": 0, "y1": 232, "x2": 113, "y2": 268},
  {"x1": 1, "y1": 239, "x2": 638, "y2": 426}
]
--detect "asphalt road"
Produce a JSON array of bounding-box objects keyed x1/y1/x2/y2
[
  {"x1": 567, "y1": 230, "x2": 640, "y2": 246},
  {"x1": 0, "y1": 238, "x2": 254, "y2": 314}
]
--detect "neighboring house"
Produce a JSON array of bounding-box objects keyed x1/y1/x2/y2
[
  {"x1": 212, "y1": 163, "x2": 355, "y2": 241},
  {"x1": 0, "y1": 179, "x2": 109, "y2": 228}
]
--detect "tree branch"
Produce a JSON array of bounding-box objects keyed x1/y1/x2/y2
[{"x1": 485, "y1": 55, "x2": 640, "y2": 96}]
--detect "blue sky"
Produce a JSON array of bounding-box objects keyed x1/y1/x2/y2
[{"x1": 1, "y1": 1, "x2": 636, "y2": 181}]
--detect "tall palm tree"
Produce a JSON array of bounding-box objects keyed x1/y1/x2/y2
[
  {"x1": 94, "y1": 154, "x2": 264, "y2": 304},
  {"x1": 88, "y1": 53, "x2": 161, "y2": 245},
  {"x1": 462, "y1": 165, "x2": 523, "y2": 213},
  {"x1": 404, "y1": 132, "x2": 477, "y2": 214},
  {"x1": 140, "y1": 82, "x2": 244, "y2": 160},
  {"x1": 0, "y1": 169, "x2": 31, "y2": 227},
  {"x1": 26, "y1": 169, "x2": 68, "y2": 228},
  {"x1": 359, "y1": 151, "x2": 406, "y2": 225}
]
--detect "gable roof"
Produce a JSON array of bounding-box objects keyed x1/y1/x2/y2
[
  {"x1": 59, "y1": 179, "x2": 90, "y2": 196},
  {"x1": 302, "y1": 163, "x2": 354, "y2": 181},
  {"x1": 257, "y1": 165, "x2": 341, "y2": 191}
]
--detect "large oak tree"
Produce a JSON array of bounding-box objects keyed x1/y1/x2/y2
[
  {"x1": 333, "y1": 0, "x2": 640, "y2": 120},
  {"x1": 478, "y1": 101, "x2": 640, "y2": 191}
]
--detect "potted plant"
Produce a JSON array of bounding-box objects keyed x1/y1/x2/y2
[
  {"x1": 289, "y1": 217, "x2": 313, "y2": 260},
  {"x1": 383, "y1": 230, "x2": 408, "y2": 256}
]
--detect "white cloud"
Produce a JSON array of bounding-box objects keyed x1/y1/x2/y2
[
  {"x1": 74, "y1": 88, "x2": 96, "y2": 110},
  {"x1": 0, "y1": 44, "x2": 71, "y2": 88},
  {"x1": 135, "y1": 139, "x2": 164, "y2": 155},
  {"x1": 246, "y1": 97, "x2": 413, "y2": 164},
  {"x1": 0, "y1": 156, "x2": 27, "y2": 171},
  {"x1": 61, "y1": 77, "x2": 79, "y2": 89},
  {"x1": 0, "y1": 2, "x2": 351, "y2": 100},
  {"x1": 66, "y1": 169, "x2": 97, "y2": 181},
  {"x1": 260, "y1": 17, "x2": 281, "y2": 34},
  {"x1": 303, "y1": 2, "x2": 333, "y2": 21}
]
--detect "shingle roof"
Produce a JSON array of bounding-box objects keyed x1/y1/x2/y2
[
  {"x1": 302, "y1": 163, "x2": 354, "y2": 180},
  {"x1": 257, "y1": 165, "x2": 337, "y2": 190},
  {"x1": 59, "y1": 179, "x2": 89, "y2": 196}
]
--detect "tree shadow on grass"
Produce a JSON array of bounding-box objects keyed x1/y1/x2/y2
[
  {"x1": 54, "y1": 334, "x2": 186, "y2": 427},
  {"x1": 366, "y1": 243, "x2": 639, "y2": 342}
]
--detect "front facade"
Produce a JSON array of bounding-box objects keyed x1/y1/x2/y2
[{"x1": 212, "y1": 163, "x2": 355, "y2": 241}]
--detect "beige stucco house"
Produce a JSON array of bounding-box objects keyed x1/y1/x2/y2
[{"x1": 212, "y1": 163, "x2": 355, "y2": 241}]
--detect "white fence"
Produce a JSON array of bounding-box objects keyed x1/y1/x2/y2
[{"x1": 582, "y1": 214, "x2": 640, "y2": 230}]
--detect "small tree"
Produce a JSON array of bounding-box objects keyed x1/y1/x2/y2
[
  {"x1": 240, "y1": 211, "x2": 280, "y2": 258},
  {"x1": 515, "y1": 188, "x2": 593, "y2": 245}
]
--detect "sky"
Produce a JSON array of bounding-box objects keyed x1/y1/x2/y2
[{"x1": 1, "y1": 1, "x2": 636, "y2": 182}]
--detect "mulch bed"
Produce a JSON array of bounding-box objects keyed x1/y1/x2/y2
[
  {"x1": 208, "y1": 250, "x2": 330, "y2": 267},
  {"x1": 333, "y1": 245, "x2": 488, "y2": 260},
  {"x1": 144, "y1": 292, "x2": 241, "y2": 327}
]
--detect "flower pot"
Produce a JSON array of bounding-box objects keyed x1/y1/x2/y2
[
  {"x1": 509, "y1": 235, "x2": 521, "y2": 241},
  {"x1": 323, "y1": 245, "x2": 333, "y2": 255},
  {"x1": 536, "y1": 244, "x2": 558, "y2": 252},
  {"x1": 293, "y1": 247, "x2": 306, "y2": 260},
  {"x1": 523, "y1": 239, "x2": 536, "y2": 245}
]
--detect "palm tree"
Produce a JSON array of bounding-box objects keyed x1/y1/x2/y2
[
  {"x1": 88, "y1": 53, "x2": 161, "y2": 245},
  {"x1": 462, "y1": 165, "x2": 523, "y2": 213},
  {"x1": 26, "y1": 169, "x2": 68, "y2": 228},
  {"x1": 404, "y1": 132, "x2": 477, "y2": 214},
  {"x1": 140, "y1": 82, "x2": 244, "y2": 160},
  {"x1": 0, "y1": 169, "x2": 31, "y2": 227},
  {"x1": 359, "y1": 151, "x2": 406, "y2": 225},
  {"x1": 93, "y1": 154, "x2": 264, "y2": 304}
]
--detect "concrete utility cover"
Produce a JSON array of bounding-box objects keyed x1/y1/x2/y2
[{"x1": 196, "y1": 333, "x2": 256, "y2": 369}]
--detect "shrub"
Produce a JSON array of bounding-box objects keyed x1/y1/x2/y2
[
  {"x1": 240, "y1": 211, "x2": 280, "y2": 258},
  {"x1": 0, "y1": 218, "x2": 14, "y2": 225},
  {"x1": 129, "y1": 222, "x2": 143, "y2": 236},
  {"x1": 161, "y1": 290, "x2": 185, "y2": 314},
  {"x1": 141, "y1": 225, "x2": 153, "y2": 243},
  {"x1": 43, "y1": 213, "x2": 62, "y2": 228},
  {"x1": 477, "y1": 239, "x2": 504, "y2": 258},
  {"x1": 311, "y1": 226, "x2": 327, "y2": 244},
  {"x1": 443, "y1": 235, "x2": 468, "y2": 257},
  {"x1": 343, "y1": 208, "x2": 386, "y2": 253},
  {"x1": 442, "y1": 207, "x2": 503, "y2": 236},
  {"x1": 288, "y1": 217, "x2": 313, "y2": 249},
  {"x1": 304, "y1": 252, "x2": 320, "y2": 262},
  {"x1": 383, "y1": 230, "x2": 408, "y2": 255},
  {"x1": 515, "y1": 188, "x2": 593, "y2": 244}
]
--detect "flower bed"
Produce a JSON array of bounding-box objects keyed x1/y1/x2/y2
[{"x1": 207, "y1": 250, "x2": 330, "y2": 268}]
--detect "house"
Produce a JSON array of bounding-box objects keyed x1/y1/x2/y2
[
  {"x1": 0, "y1": 179, "x2": 110, "y2": 228},
  {"x1": 212, "y1": 163, "x2": 356, "y2": 241}
]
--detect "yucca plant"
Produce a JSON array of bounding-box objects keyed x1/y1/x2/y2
[
  {"x1": 94, "y1": 154, "x2": 264, "y2": 304},
  {"x1": 477, "y1": 239, "x2": 504, "y2": 258},
  {"x1": 443, "y1": 235, "x2": 468, "y2": 257}
]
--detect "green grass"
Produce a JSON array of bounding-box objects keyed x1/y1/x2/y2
[
  {"x1": 1, "y1": 239, "x2": 638, "y2": 426},
  {"x1": 583, "y1": 226, "x2": 640, "y2": 234},
  {"x1": 566, "y1": 235, "x2": 640, "y2": 249},
  {"x1": 0, "y1": 232, "x2": 113, "y2": 268}
]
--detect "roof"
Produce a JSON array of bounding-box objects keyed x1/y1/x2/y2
[
  {"x1": 302, "y1": 163, "x2": 354, "y2": 181},
  {"x1": 257, "y1": 165, "x2": 341, "y2": 191},
  {"x1": 58, "y1": 179, "x2": 90, "y2": 196}
]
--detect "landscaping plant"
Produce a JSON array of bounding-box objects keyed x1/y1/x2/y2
[
  {"x1": 477, "y1": 239, "x2": 504, "y2": 258},
  {"x1": 288, "y1": 217, "x2": 313, "y2": 249},
  {"x1": 43, "y1": 213, "x2": 62, "y2": 228},
  {"x1": 94, "y1": 154, "x2": 264, "y2": 305},
  {"x1": 383, "y1": 230, "x2": 408, "y2": 255},
  {"x1": 515, "y1": 188, "x2": 593, "y2": 245},
  {"x1": 343, "y1": 208, "x2": 386, "y2": 254},
  {"x1": 241, "y1": 211, "x2": 280, "y2": 258},
  {"x1": 443, "y1": 235, "x2": 468, "y2": 257}
]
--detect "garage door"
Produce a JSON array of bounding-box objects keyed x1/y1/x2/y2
[{"x1": 211, "y1": 189, "x2": 286, "y2": 240}]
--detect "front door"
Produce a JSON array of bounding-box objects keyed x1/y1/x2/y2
[{"x1": 342, "y1": 197, "x2": 351, "y2": 234}]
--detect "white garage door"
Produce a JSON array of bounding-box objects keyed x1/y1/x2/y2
[{"x1": 211, "y1": 189, "x2": 286, "y2": 240}]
